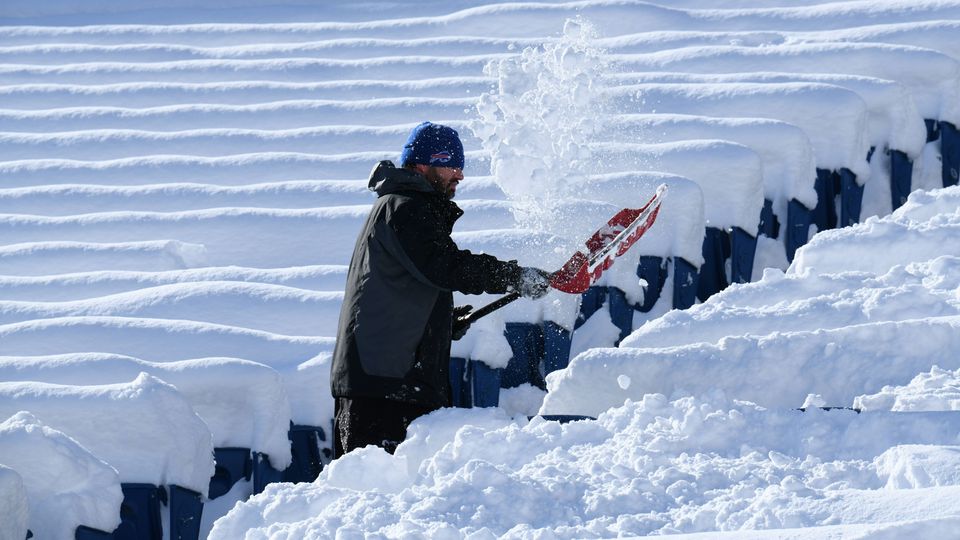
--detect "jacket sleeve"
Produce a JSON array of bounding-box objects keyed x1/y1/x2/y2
[{"x1": 379, "y1": 196, "x2": 521, "y2": 295}]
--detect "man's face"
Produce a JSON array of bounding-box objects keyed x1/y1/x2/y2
[{"x1": 423, "y1": 165, "x2": 464, "y2": 199}]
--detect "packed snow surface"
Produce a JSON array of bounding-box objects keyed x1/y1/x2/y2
[{"x1": 3, "y1": 0, "x2": 960, "y2": 538}]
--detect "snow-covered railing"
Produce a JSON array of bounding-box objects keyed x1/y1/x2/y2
[{"x1": 0, "y1": 412, "x2": 123, "y2": 538}]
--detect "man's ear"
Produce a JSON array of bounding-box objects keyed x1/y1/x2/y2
[{"x1": 411, "y1": 163, "x2": 431, "y2": 175}]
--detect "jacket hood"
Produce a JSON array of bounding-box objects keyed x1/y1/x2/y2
[{"x1": 368, "y1": 160, "x2": 436, "y2": 197}]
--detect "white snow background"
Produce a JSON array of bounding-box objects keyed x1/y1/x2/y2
[{"x1": 2, "y1": 0, "x2": 960, "y2": 539}]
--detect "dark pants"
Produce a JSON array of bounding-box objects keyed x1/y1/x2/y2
[{"x1": 333, "y1": 397, "x2": 438, "y2": 457}]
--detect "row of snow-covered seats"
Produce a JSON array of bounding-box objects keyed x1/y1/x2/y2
[
  {"x1": 0, "y1": 355, "x2": 303, "y2": 538},
  {"x1": 435, "y1": 6, "x2": 960, "y2": 402}
]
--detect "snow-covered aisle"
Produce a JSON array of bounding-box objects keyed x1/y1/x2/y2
[{"x1": 2, "y1": 1, "x2": 960, "y2": 539}]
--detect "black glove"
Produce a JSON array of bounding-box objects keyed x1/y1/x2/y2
[
  {"x1": 451, "y1": 304, "x2": 473, "y2": 340},
  {"x1": 512, "y1": 267, "x2": 553, "y2": 299}
]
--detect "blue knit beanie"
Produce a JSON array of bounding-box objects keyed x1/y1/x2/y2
[{"x1": 399, "y1": 121, "x2": 464, "y2": 170}]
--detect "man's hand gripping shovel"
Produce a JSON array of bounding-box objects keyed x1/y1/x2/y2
[{"x1": 459, "y1": 184, "x2": 667, "y2": 325}]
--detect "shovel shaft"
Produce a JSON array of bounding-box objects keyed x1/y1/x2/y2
[{"x1": 462, "y1": 292, "x2": 521, "y2": 324}]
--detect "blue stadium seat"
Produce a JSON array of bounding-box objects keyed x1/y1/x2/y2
[
  {"x1": 605, "y1": 288, "x2": 634, "y2": 343},
  {"x1": 75, "y1": 526, "x2": 112, "y2": 539},
  {"x1": 283, "y1": 424, "x2": 327, "y2": 483},
  {"x1": 251, "y1": 424, "x2": 328, "y2": 493},
  {"x1": 672, "y1": 258, "x2": 699, "y2": 310},
  {"x1": 837, "y1": 168, "x2": 863, "y2": 227},
  {"x1": 926, "y1": 119, "x2": 940, "y2": 143},
  {"x1": 168, "y1": 485, "x2": 203, "y2": 540},
  {"x1": 637, "y1": 255, "x2": 701, "y2": 312},
  {"x1": 113, "y1": 483, "x2": 164, "y2": 540},
  {"x1": 888, "y1": 149, "x2": 913, "y2": 210},
  {"x1": 758, "y1": 199, "x2": 780, "y2": 239},
  {"x1": 941, "y1": 121, "x2": 959, "y2": 188},
  {"x1": 813, "y1": 167, "x2": 863, "y2": 231},
  {"x1": 469, "y1": 360, "x2": 501, "y2": 407},
  {"x1": 576, "y1": 286, "x2": 633, "y2": 343},
  {"x1": 502, "y1": 322, "x2": 545, "y2": 389},
  {"x1": 251, "y1": 452, "x2": 283, "y2": 495},
  {"x1": 209, "y1": 448, "x2": 252, "y2": 500},
  {"x1": 543, "y1": 321, "x2": 571, "y2": 374},
  {"x1": 535, "y1": 415, "x2": 596, "y2": 423},
  {"x1": 730, "y1": 226, "x2": 757, "y2": 284},
  {"x1": 786, "y1": 199, "x2": 813, "y2": 262},
  {"x1": 576, "y1": 286, "x2": 605, "y2": 325},
  {"x1": 812, "y1": 168, "x2": 839, "y2": 232},
  {"x1": 448, "y1": 357, "x2": 472, "y2": 408},
  {"x1": 697, "y1": 228, "x2": 730, "y2": 301},
  {"x1": 636, "y1": 256, "x2": 667, "y2": 313}
]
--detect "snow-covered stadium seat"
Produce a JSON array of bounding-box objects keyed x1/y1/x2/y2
[
  {"x1": 0, "y1": 375, "x2": 213, "y2": 539},
  {"x1": 0, "y1": 354, "x2": 293, "y2": 474}
]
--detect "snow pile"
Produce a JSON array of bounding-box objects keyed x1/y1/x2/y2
[
  {"x1": 792, "y1": 187, "x2": 960, "y2": 275},
  {"x1": 0, "y1": 411, "x2": 122, "y2": 538},
  {"x1": 856, "y1": 366, "x2": 960, "y2": 413},
  {"x1": 0, "y1": 373, "x2": 215, "y2": 496},
  {"x1": 211, "y1": 395, "x2": 960, "y2": 538}
]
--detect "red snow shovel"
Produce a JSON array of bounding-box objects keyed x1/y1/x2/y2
[{"x1": 459, "y1": 184, "x2": 667, "y2": 325}]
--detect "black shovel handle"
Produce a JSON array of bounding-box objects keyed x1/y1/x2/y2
[{"x1": 460, "y1": 292, "x2": 521, "y2": 325}]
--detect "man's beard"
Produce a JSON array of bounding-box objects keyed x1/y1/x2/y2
[{"x1": 425, "y1": 168, "x2": 456, "y2": 199}]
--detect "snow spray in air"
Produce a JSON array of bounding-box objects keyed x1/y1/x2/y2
[{"x1": 471, "y1": 18, "x2": 610, "y2": 243}]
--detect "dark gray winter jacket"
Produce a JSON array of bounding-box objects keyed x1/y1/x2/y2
[{"x1": 330, "y1": 162, "x2": 522, "y2": 408}]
